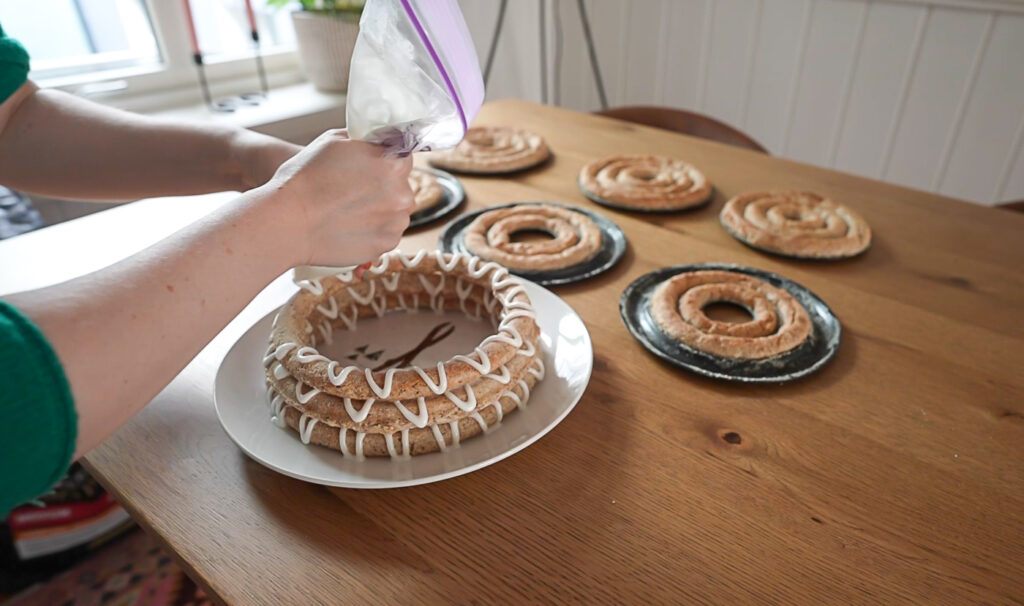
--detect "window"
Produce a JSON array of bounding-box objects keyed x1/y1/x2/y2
[
  {"x1": 0, "y1": 0, "x2": 302, "y2": 103},
  {"x1": 192, "y1": 0, "x2": 295, "y2": 61},
  {"x1": 0, "y1": 0, "x2": 160, "y2": 80}
]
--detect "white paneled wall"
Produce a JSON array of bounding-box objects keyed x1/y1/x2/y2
[{"x1": 457, "y1": 0, "x2": 1024, "y2": 206}]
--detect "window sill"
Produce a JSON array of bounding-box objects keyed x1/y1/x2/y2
[{"x1": 150, "y1": 81, "x2": 346, "y2": 142}]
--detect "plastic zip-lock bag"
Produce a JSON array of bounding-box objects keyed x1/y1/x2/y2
[{"x1": 346, "y1": 0, "x2": 484, "y2": 155}]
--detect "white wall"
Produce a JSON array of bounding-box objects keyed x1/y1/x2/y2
[{"x1": 458, "y1": 0, "x2": 1024, "y2": 206}]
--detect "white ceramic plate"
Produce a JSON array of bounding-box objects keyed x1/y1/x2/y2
[{"x1": 214, "y1": 281, "x2": 593, "y2": 488}]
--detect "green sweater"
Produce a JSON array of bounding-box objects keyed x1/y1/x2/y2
[
  {"x1": 0, "y1": 28, "x2": 78, "y2": 517},
  {"x1": 0, "y1": 22, "x2": 29, "y2": 103},
  {"x1": 0, "y1": 303, "x2": 77, "y2": 517}
]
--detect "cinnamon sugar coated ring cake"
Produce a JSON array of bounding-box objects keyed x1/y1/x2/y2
[
  {"x1": 264, "y1": 250, "x2": 545, "y2": 459},
  {"x1": 579, "y1": 155, "x2": 712, "y2": 210},
  {"x1": 408, "y1": 168, "x2": 444, "y2": 213},
  {"x1": 720, "y1": 190, "x2": 871, "y2": 258},
  {"x1": 429, "y1": 126, "x2": 550, "y2": 174},
  {"x1": 463, "y1": 204, "x2": 602, "y2": 271},
  {"x1": 650, "y1": 270, "x2": 812, "y2": 359}
]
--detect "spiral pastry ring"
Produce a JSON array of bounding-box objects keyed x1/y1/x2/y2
[
  {"x1": 579, "y1": 155, "x2": 712, "y2": 210},
  {"x1": 720, "y1": 190, "x2": 871, "y2": 259},
  {"x1": 463, "y1": 204, "x2": 602, "y2": 271},
  {"x1": 430, "y1": 126, "x2": 550, "y2": 174},
  {"x1": 650, "y1": 270, "x2": 812, "y2": 359},
  {"x1": 408, "y1": 168, "x2": 444, "y2": 213}
]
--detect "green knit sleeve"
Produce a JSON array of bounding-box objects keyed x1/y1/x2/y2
[
  {"x1": 0, "y1": 22, "x2": 30, "y2": 104},
  {"x1": 0, "y1": 301, "x2": 77, "y2": 518}
]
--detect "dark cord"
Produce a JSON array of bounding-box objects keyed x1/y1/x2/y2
[
  {"x1": 483, "y1": 0, "x2": 509, "y2": 86},
  {"x1": 577, "y1": 0, "x2": 608, "y2": 109},
  {"x1": 540, "y1": 0, "x2": 548, "y2": 104},
  {"x1": 553, "y1": 0, "x2": 563, "y2": 105}
]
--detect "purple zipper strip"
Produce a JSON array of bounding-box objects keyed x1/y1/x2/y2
[{"x1": 398, "y1": 0, "x2": 467, "y2": 133}]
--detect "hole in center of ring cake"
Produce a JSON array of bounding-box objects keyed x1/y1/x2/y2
[
  {"x1": 779, "y1": 205, "x2": 804, "y2": 221},
  {"x1": 631, "y1": 168, "x2": 657, "y2": 181},
  {"x1": 315, "y1": 310, "x2": 497, "y2": 370},
  {"x1": 509, "y1": 228, "x2": 557, "y2": 244},
  {"x1": 702, "y1": 302, "x2": 753, "y2": 324}
]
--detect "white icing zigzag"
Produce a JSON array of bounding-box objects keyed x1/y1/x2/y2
[
  {"x1": 266, "y1": 357, "x2": 547, "y2": 460},
  {"x1": 284, "y1": 251, "x2": 534, "y2": 400}
]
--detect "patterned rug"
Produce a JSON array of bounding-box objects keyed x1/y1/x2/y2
[{"x1": 6, "y1": 528, "x2": 211, "y2": 606}]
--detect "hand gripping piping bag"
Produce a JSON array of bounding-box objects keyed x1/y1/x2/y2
[
  {"x1": 293, "y1": 0, "x2": 483, "y2": 283},
  {"x1": 345, "y1": 0, "x2": 484, "y2": 155}
]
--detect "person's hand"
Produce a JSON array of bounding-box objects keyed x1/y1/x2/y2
[
  {"x1": 230, "y1": 129, "x2": 303, "y2": 190},
  {"x1": 260, "y1": 129, "x2": 414, "y2": 268}
]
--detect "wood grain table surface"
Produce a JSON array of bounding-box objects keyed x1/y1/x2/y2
[{"x1": 1, "y1": 100, "x2": 1022, "y2": 605}]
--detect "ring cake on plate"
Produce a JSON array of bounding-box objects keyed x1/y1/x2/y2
[
  {"x1": 719, "y1": 190, "x2": 871, "y2": 258},
  {"x1": 408, "y1": 168, "x2": 445, "y2": 213},
  {"x1": 463, "y1": 203, "x2": 602, "y2": 271},
  {"x1": 429, "y1": 126, "x2": 550, "y2": 174},
  {"x1": 649, "y1": 269, "x2": 812, "y2": 359},
  {"x1": 263, "y1": 251, "x2": 545, "y2": 459},
  {"x1": 579, "y1": 155, "x2": 712, "y2": 210}
]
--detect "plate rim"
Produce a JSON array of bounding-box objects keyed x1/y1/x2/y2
[
  {"x1": 213, "y1": 280, "x2": 593, "y2": 488},
  {"x1": 619, "y1": 262, "x2": 841, "y2": 383},
  {"x1": 437, "y1": 201, "x2": 628, "y2": 286}
]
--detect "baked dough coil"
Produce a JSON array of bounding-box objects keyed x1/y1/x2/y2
[
  {"x1": 579, "y1": 155, "x2": 712, "y2": 210},
  {"x1": 649, "y1": 270, "x2": 812, "y2": 359},
  {"x1": 719, "y1": 190, "x2": 871, "y2": 258},
  {"x1": 270, "y1": 251, "x2": 541, "y2": 400},
  {"x1": 408, "y1": 168, "x2": 444, "y2": 213},
  {"x1": 463, "y1": 204, "x2": 602, "y2": 271},
  {"x1": 429, "y1": 126, "x2": 550, "y2": 173}
]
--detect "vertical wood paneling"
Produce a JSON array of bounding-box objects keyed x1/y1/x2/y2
[
  {"x1": 555, "y1": 0, "x2": 593, "y2": 111},
  {"x1": 785, "y1": 0, "x2": 868, "y2": 163},
  {"x1": 1001, "y1": 118, "x2": 1024, "y2": 202},
  {"x1": 743, "y1": 0, "x2": 809, "y2": 153},
  {"x1": 456, "y1": 0, "x2": 494, "y2": 66},
  {"x1": 930, "y1": 13, "x2": 995, "y2": 190},
  {"x1": 738, "y1": 0, "x2": 765, "y2": 128},
  {"x1": 456, "y1": 0, "x2": 1024, "y2": 205},
  {"x1": 996, "y1": 113, "x2": 1024, "y2": 203},
  {"x1": 825, "y1": 3, "x2": 870, "y2": 166},
  {"x1": 586, "y1": 0, "x2": 629, "y2": 107},
  {"x1": 884, "y1": 7, "x2": 990, "y2": 190},
  {"x1": 661, "y1": 0, "x2": 710, "y2": 111},
  {"x1": 834, "y1": 2, "x2": 925, "y2": 179},
  {"x1": 695, "y1": 0, "x2": 715, "y2": 111},
  {"x1": 460, "y1": 0, "x2": 543, "y2": 103},
  {"x1": 778, "y1": 0, "x2": 814, "y2": 154},
  {"x1": 939, "y1": 12, "x2": 1024, "y2": 204},
  {"x1": 620, "y1": 0, "x2": 664, "y2": 105},
  {"x1": 701, "y1": 0, "x2": 760, "y2": 126}
]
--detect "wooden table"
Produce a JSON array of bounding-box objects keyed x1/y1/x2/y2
[{"x1": 2, "y1": 100, "x2": 1022, "y2": 605}]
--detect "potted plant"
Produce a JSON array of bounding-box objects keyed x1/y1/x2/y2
[{"x1": 269, "y1": 0, "x2": 365, "y2": 92}]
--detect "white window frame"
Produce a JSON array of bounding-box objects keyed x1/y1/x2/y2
[{"x1": 36, "y1": 0, "x2": 304, "y2": 112}]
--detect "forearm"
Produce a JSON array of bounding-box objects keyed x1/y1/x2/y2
[
  {"x1": 0, "y1": 85, "x2": 295, "y2": 200},
  {"x1": 4, "y1": 184, "x2": 304, "y2": 456}
]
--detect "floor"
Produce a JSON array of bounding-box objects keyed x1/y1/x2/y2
[{"x1": 3, "y1": 527, "x2": 210, "y2": 606}]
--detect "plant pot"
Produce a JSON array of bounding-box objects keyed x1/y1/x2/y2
[{"x1": 290, "y1": 11, "x2": 360, "y2": 92}]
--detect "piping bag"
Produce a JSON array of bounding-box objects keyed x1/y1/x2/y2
[{"x1": 294, "y1": 0, "x2": 484, "y2": 285}]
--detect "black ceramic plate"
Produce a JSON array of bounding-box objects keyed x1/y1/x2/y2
[
  {"x1": 577, "y1": 177, "x2": 715, "y2": 214},
  {"x1": 439, "y1": 201, "x2": 627, "y2": 286},
  {"x1": 408, "y1": 168, "x2": 465, "y2": 229},
  {"x1": 619, "y1": 263, "x2": 841, "y2": 382},
  {"x1": 718, "y1": 215, "x2": 873, "y2": 260}
]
